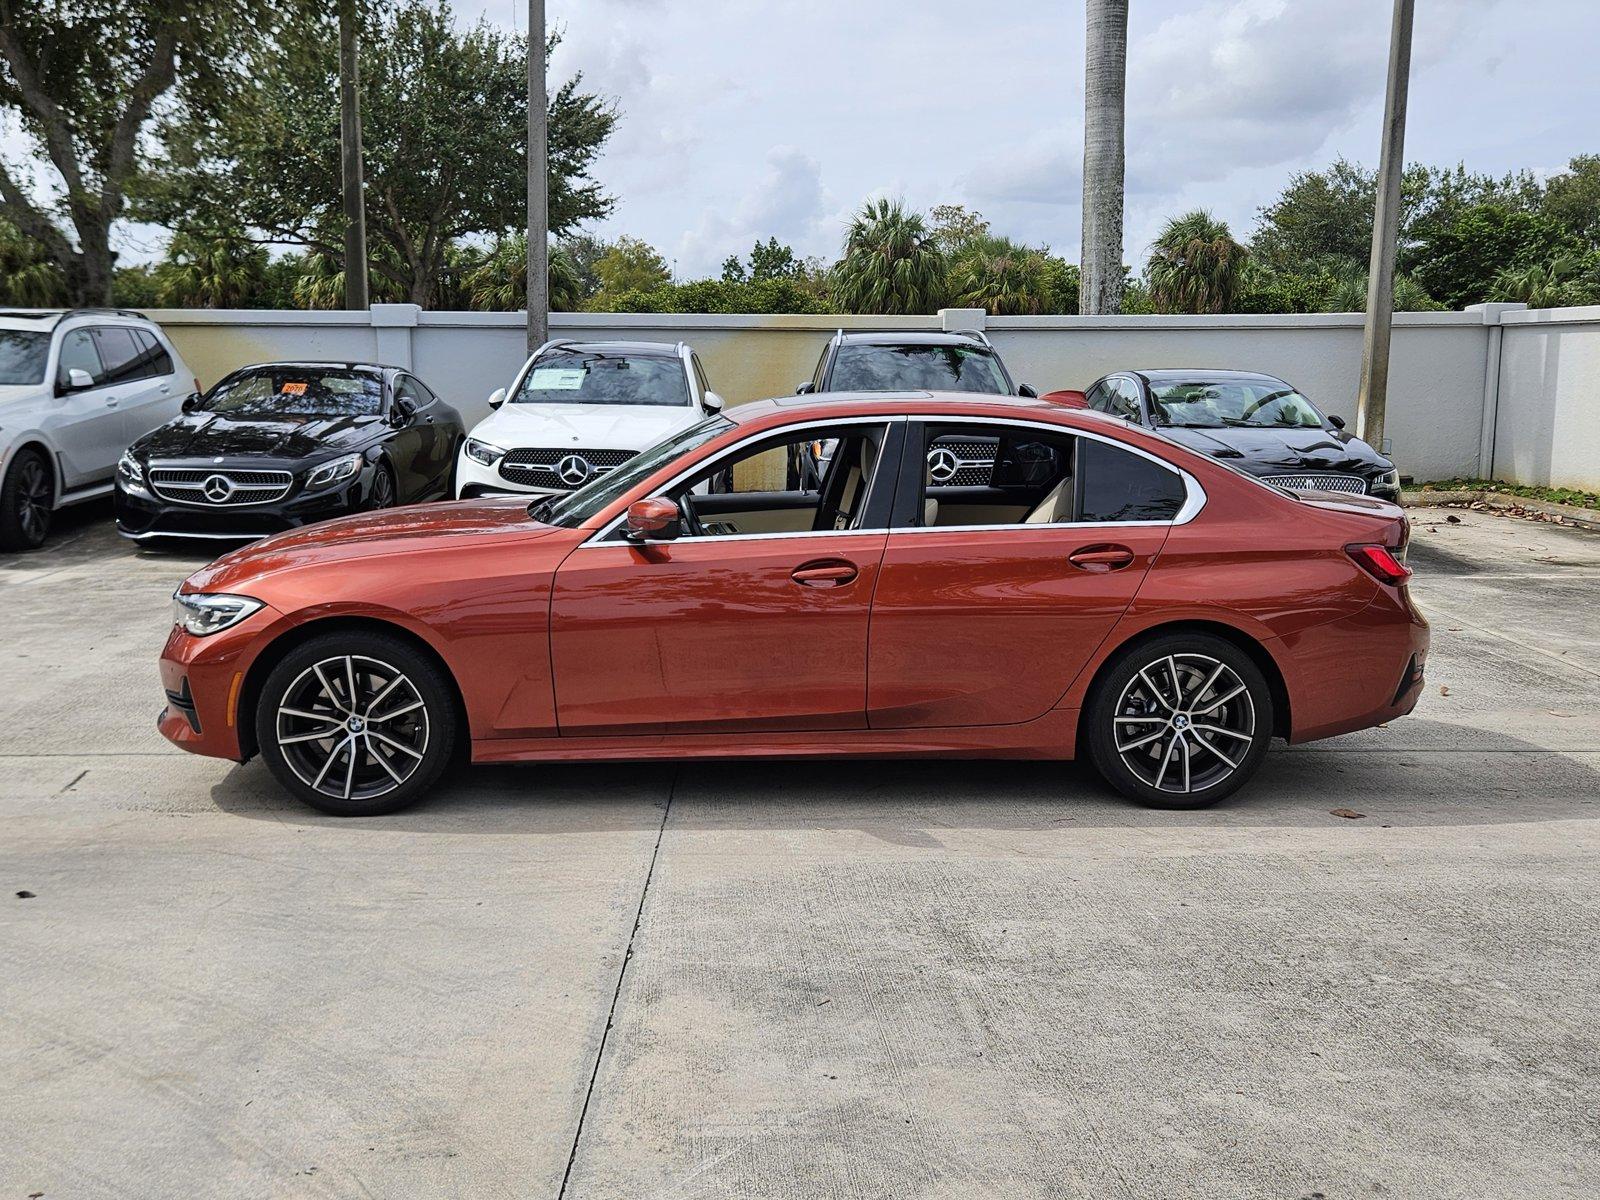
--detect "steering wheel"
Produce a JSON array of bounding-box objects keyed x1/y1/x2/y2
[
  {"x1": 1240, "y1": 388, "x2": 1294, "y2": 421},
  {"x1": 677, "y1": 490, "x2": 707, "y2": 538}
]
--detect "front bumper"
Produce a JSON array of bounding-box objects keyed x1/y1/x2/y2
[
  {"x1": 116, "y1": 471, "x2": 378, "y2": 542},
  {"x1": 157, "y1": 602, "x2": 285, "y2": 761},
  {"x1": 454, "y1": 448, "x2": 559, "y2": 499}
]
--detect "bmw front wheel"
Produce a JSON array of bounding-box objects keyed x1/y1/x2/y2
[
  {"x1": 1086, "y1": 634, "x2": 1273, "y2": 809},
  {"x1": 256, "y1": 631, "x2": 457, "y2": 816}
]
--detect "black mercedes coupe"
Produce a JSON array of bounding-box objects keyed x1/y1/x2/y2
[
  {"x1": 1080, "y1": 368, "x2": 1400, "y2": 501},
  {"x1": 114, "y1": 362, "x2": 464, "y2": 543}
]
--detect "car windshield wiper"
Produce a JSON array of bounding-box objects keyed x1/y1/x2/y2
[
  {"x1": 1157, "y1": 419, "x2": 1228, "y2": 428},
  {"x1": 528, "y1": 498, "x2": 554, "y2": 523}
]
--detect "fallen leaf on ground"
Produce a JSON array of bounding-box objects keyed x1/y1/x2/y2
[
  {"x1": 1549, "y1": 710, "x2": 1575, "y2": 718},
  {"x1": 1439, "y1": 685, "x2": 1451, "y2": 696},
  {"x1": 1446, "y1": 514, "x2": 1461, "y2": 524},
  {"x1": 1330, "y1": 809, "x2": 1366, "y2": 820}
]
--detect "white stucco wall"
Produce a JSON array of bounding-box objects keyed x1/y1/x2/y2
[{"x1": 143, "y1": 303, "x2": 1600, "y2": 490}]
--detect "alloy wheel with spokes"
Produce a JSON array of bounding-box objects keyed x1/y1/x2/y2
[
  {"x1": 257, "y1": 632, "x2": 457, "y2": 816},
  {"x1": 368, "y1": 464, "x2": 396, "y2": 509},
  {"x1": 1, "y1": 449, "x2": 53, "y2": 551},
  {"x1": 1087, "y1": 635, "x2": 1273, "y2": 808}
]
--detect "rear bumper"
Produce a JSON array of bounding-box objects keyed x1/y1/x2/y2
[{"x1": 1279, "y1": 585, "x2": 1430, "y2": 743}]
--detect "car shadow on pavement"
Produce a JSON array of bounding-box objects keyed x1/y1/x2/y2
[{"x1": 206, "y1": 716, "x2": 1599, "y2": 835}]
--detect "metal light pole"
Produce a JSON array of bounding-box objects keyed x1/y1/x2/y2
[
  {"x1": 526, "y1": 0, "x2": 549, "y2": 350},
  {"x1": 1356, "y1": 0, "x2": 1415, "y2": 453},
  {"x1": 337, "y1": 0, "x2": 369, "y2": 311}
]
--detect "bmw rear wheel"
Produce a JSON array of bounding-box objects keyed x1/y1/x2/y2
[
  {"x1": 1086, "y1": 634, "x2": 1273, "y2": 809},
  {"x1": 256, "y1": 632, "x2": 457, "y2": 816},
  {"x1": 0, "y1": 448, "x2": 53, "y2": 551}
]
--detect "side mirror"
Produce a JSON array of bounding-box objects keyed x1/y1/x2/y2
[
  {"x1": 624, "y1": 496, "x2": 682, "y2": 542},
  {"x1": 181, "y1": 391, "x2": 203, "y2": 413},
  {"x1": 487, "y1": 386, "x2": 507, "y2": 410},
  {"x1": 59, "y1": 367, "x2": 95, "y2": 393},
  {"x1": 1017, "y1": 383, "x2": 1039, "y2": 398},
  {"x1": 795, "y1": 382, "x2": 815, "y2": 395},
  {"x1": 702, "y1": 390, "x2": 725, "y2": 413},
  {"x1": 1040, "y1": 389, "x2": 1089, "y2": 409},
  {"x1": 390, "y1": 396, "x2": 416, "y2": 426},
  {"x1": 1328, "y1": 414, "x2": 1347, "y2": 430}
]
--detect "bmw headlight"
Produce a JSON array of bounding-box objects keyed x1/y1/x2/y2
[
  {"x1": 172, "y1": 591, "x2": 263, "y2": 636},
  {"x1": 117, "y1": 449, "x2": 146, "y2": 490},
  {"x1": 305, "y1": 452, "x2": 364, "y2": 491},
  {"x1": 464, "y1": 438, "x2": 505, "y2": 467}
]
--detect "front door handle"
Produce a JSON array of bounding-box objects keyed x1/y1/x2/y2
[
  {"x1": 1068, "y1": 544, "x2": 1135, "y2": 572},
  {"x1": 791, "y1": 559, "x2": 858, "y2": 588},
  {"x1": 104, "y1": 395, "x2": 120, "y2": 407}
]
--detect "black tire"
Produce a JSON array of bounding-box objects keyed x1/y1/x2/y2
[
  {"x1": 0, "y1": 447, "x2": 54, "y2": 552},
  {"x1": 1085, "y1": 633, "x2": 1274, "y2": 810},
  {"x1": 254, "y1": 630, "x2": 458, "y2": 816},
  {"x1": 367, "y1": 461, "x2": 397, "y2": 510}
]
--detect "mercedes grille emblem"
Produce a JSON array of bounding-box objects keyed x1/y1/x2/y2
[
  {"x1": 201, "y1": 474, "x2": 235, "y2": 503},
  {"x1": 926, "y1": 446, "x2": 959, "y2": 484},
  {"x1": 557, "y1": 454, "x2": 593, "y2": 487}
]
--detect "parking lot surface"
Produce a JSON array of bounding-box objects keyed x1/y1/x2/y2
[{"x1": 2, "y1": 504, "x2": 1597, "y2": 1199}]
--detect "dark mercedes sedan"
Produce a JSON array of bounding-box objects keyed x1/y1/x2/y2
[
  {"x1": 1079, "y1": 369, "x2": 1400, "y2": 501},
  {"x1": 115, "y1": 363, "x2": 464, "y2": 543}
]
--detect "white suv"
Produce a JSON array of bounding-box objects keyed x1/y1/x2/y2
[
  {"x1": 455, "y1": 340, "x2": 723, "y2": 498},
  {"x1": 0, "y1": 309, "x2": 195, "y2": 550}
]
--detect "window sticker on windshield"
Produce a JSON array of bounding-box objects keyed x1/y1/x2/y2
[
  {"x1": 280, "y1": 381, "x2": 308, "y2": 395},
  {"x1": 529, "y1": 368, "x2": 586, "y2": 390}
]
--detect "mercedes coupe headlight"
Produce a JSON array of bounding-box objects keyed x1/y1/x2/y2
[
  {"x1": 464, "y1": 438, "x2": 505, "y2": 467},
  {"x1": 172, "y1": 592, "x2": 263, "y2": 636},
  {"x1": 305, "y1": 452, "x2": 364, "y2": 491},
  {"x1": 1374, "y1": 468, "x2": 1400, "y2": 492},
  {"x1": 117, "y1": 450, "x2": 146, "y2": 490}
]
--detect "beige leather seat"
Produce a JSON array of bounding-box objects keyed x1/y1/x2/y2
[
  {"x1": 1023, "y1": 473, "x2": 1073, "y2": 524},
  {"x1": 922, "y1": 457, "x2": 940, "y2": 527}
]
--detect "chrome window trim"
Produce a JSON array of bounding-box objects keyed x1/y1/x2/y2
[
  {"x1": 902, "y1": 413, "x2": 1206, "y2": 528},
  {"x1": 581, "y1": 414, "x2": 905, "y2": 548}
]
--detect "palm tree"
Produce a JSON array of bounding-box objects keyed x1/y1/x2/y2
[
  {"x1": 0, "y1": 218, "x2": 68, "y2": 306},
  {"x1": 1080, "y1": 0, "x2": 1128, "y2": 315},
  {"x1": 155, "y1": 231, "x2": 270, "y2": 307},
  {"x1": 950, "y1": 236, "x2": 1064, "y2": 315},
  {"x1": 830, "y1": 198, "x2": 947, "y2": 315},
  {"x1": 1145, "y1": 211, "x2": 1250, "y2": 314},
  {"x1": 463, "y1": 235, "x2": 582, "y2": 311},
  {"x1": 1489, "y1": 256, "x2": 1584, "y2": 309}
]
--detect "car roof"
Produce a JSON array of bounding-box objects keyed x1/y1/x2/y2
[
  {"x1": 836, "y1": 331, "x2": 996, "y2": 350},
  {"x1": 728, "y1": 391, "x2": 1078, "y2": 424},
  {"x1": 1130, "y1": 368, "x2": 1291, "y2": 385},
  {"x1": 228, "y1": 361, "x2": 392, "y2": 376},
  {"x1": 0, "y1": 308, "x2": 160, "y2": 332},
  {"x1": 540, "y1": 340, "x2": 682, "y2": 359}
]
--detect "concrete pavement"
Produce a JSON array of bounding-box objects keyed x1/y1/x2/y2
[{"x1": 2, "y1": 504, "x2": 1597, "y2": 1198}]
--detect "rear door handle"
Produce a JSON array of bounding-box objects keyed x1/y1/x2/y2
[
  {"x1": 1068, "y1": 544, "x2": 1135, "y2": 572},
  {"x1": 791, "y1": 559, "x2": 858, "y2": 588}
]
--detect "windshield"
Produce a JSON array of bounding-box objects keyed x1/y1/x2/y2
[
  {"x1": 1148, "y1": 379, "x2": 1326, "y2": 429},
  {"x1": 530, "y1": 416, "x2": 731, "y2": 529},
  {"x1": 514, "y1": 350, "x2": 689, "y2": 407},
  {"x1": 0, "y1": 331, "x2": 49, "y2": 385},
  {"x1": 829, "y1": 344, "x2": 1011, "y2": 394},
  {"x1": 201, "y1": 369, "x2": 384, "y2": 418}
]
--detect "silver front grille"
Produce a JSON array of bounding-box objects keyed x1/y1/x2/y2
[
  {"x1": 1264, "y1": 473, "x2": 1368, "y2": 495},
  {"x1": 149, "y1": 466, "x2": 294, "y2": 506},
  {"x1": 926, "y1": 438, "x2": 996, "y2": 487},
  {"x1": 499, "y1": 447, "x2": 638, "y2": 490}
]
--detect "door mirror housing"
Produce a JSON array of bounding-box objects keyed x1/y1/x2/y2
[
  {"x1": 1041, "y1": 389, "x2": 1089, "y2": 409},
  {"x1": 795, "y1": 381, "x2": 815, "y2": 395},
  {"x1": 1328, "y1": 413, "x2": 1347, "y2": 430},
  {"x1": 58, "y1": 367, "x2": 96, "y2": 394},
  {"x1": 702, "y1": 390, "x2": 725, "y2": 414},
  {"x1": 625, "y1": 496, "x2": 682, "y2": 542},
  {"x1": 180, "y1": 391, "x2": 203, "y2": 413},
  {"x1": 390, "y1": 396, "x2": 417, "y2": 427},
  {"x1": 1016, "y1": 383, "x2": 1039, "y2": 398},
  {"x1": 487, "y1": 386, "x2": 507, "y2": 410}
]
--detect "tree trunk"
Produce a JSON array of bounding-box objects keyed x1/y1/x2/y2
[
  {"x1": 68, "y1": 219, "x2": 115, "y2": 306},
  {"x1": 1080, "y1": 0, "x2": 1128, "y2": 316}
]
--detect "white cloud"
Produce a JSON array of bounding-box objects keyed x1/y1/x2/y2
[{"x1": 675, "y1": 146, "x2": 829, "y2": 277}]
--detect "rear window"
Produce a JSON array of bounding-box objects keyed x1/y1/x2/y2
[
  {"x1": 830, "y1": 343, "x2": 1010, "y2": 394},
  {"x1": 1077, "y1": 438, "x2": 1186, "y2": 522},
  {"x1": 0, "y1": 330, "x2": 49, "y2": 385},
  {"x1": 514, "y1": 350, "x2": 689, "y2": 407}
]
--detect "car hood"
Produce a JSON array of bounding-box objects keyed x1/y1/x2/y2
[
  {"x1": 134, "y1": 410, "x2": 386, "y2": 462},
  {"x1": 0, "y1": 383, "x2": 44, "y2": 404},
  {"x1": 183, "y1": 497, "x2": 564, "y2": 593},
  {"x1": 1157, "y1": 424, "x2": 1392, "y2": 475},
  {"x1": 472, "y1": 401, "x2": 701, "y2": 450}
]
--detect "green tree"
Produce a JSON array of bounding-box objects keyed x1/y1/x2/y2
[
  {"x1": 154, "y1": 229, "x2": 269, "y2": 307},
  {"x1": 154, "y1": 1, "x2": 615, "y2": 307},
  {"x1": 1540, "y1": 155, "x2": 1600, "y2": 252},
  {"x1": 588, "y1": 235, "x2": 670, "y2": 307},
  {"x1": 1145, "y1": 210, "x2": 1249, "y2": 314},
  {"x1": 1489, "y1": 254, "x2": 1595, "y2": 309},
  {"x1": 721, "y1": 236, "x2": 801, "y2": 283},
  {"x1": 0, "y1": 0, "x2": 273, "y2": 303},
  {"x1": 0, "y1": 216, "x2": 66, "y2": 304},
  {"x1": 830, "y1": 198, "x2": 947, "y2": 315},
  {"x1": 930, "y1": 204, "x2": 991, "y2": 255},
  {"x1": 604, "y1": 277, "x2": 826, "y2": 315},
  {"x1": 948, "y1": 236, "x2": 1070, "y2": 315},
  {"x1": 461, "y1": 235, "x2": 581, "y2": 311},
  {"x1": 1410, "y1": 204, "x2": 1572, "y2": 309},
  {"x1": 556, "y1": 232, "x2": 609, "y2": 300}
]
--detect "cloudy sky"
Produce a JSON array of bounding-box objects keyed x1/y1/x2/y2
[{"x1": 6, "y1": 0, "x2": 1596, "y2": 276}]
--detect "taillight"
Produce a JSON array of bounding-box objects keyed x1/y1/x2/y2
[{"x1": 1347, "y1": 543, "x2": 1411, "y2": 585}]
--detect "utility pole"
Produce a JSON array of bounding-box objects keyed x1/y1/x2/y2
[
  {"x1": 1356, "y1": 0, "x2": 1414, "y2": 453},
  {"x1": 337, "y1": 0, "x2": 369, "y2": 311},
  {"x1": 526, "y1": 0, "x2": 549, "y2": 350}
]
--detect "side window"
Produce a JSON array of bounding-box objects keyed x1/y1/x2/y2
[
  {"x1": 909, "y1": 423, "x2": 1076, "y2": 528},
  {"x1": 395, "y1": 376, "x2": 428, "y2": 408},
  {"x1": 691, "y1": 355, "x2": 711, "y2": 399},
  {"x1": 1077, "y1": 438, "x2": 1186, "y2": 522},
  {"x1": 132, "y1": 329, "x2": 174, "y2": 378},
  {"x1": 91, "y1": 327, "x2": 148, "y2": 385},
  {"x1": 812, "y1": 346, "x2": 830, "y2": 390},
  {"x1": 56, "y1": 328, "x2": 105, "y2": 388},
  {"x1": 1085, "y1": 381, "x2": 1112, "y2": 413},
  {"x1": 1106, "y1": 378, "x2": 1142, "y2": 421}
]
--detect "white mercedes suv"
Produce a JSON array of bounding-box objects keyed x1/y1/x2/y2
[
  {"x1": 0, "y1": 308, "x2": 195, "y2": 550},
  {"x1": 455, "y1": 340, "x2": 724, "y2": 498}
]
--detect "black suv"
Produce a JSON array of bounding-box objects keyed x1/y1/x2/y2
[{"x1": 793, "y1": 329, "x2": 1038, "y2": 487}]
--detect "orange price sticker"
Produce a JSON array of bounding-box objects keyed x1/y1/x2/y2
[{"x1": 281, "y1": 381, "x2": 308, "y2": 395}]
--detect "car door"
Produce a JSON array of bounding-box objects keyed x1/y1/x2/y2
[
  {"x1": 113, "y1": 328, "x2": 181, "y2": 442},
  {"x1": 866, "y1": 419, "x2": 1190, "y2": 729},
  {"x1": 548, "y1": 419, "x2": 899, "y2": 736},
  {"x1": 389, "y1": 374, "x2": 441, "y2": 499},
  {"x1": 48, "y1": 327, "x2": 124, "y2": 487}
]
